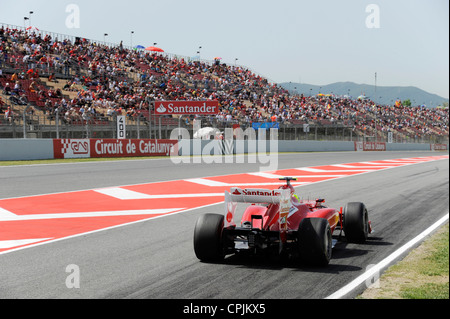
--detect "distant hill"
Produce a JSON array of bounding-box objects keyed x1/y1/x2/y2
[{"x1": 279, "y1": 81, "x2": 449, "y2": 108}]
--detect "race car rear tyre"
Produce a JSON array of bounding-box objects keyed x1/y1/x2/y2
[
  {"x1": 297, "y1": 218, "x2": 332, "y2": 266},
  {"x1": 343, "y1": 202, "x2": 369, "y2": 243},
  {"x1": 194, "y1": 213, "x2": 225, "y2": 262}
]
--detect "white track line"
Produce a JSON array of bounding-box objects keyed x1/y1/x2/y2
[
  {"x1": 360, "y1": 161, "x2": 404, "y2": 166},
  {"x1": 0, "y1": 207, "x2": 17, "y2": 220},
  {"x1": 0, "y1": 238, "x2": 53, "y2": 249},
  {"x1": 247, "y1": 172, "x2": 284, "y2": 179},
  {"x1": 95, "y1": 188, "x2": 155, "y2": 199},
  {"x1": 325, "y1": 212, "x2": 449, "y2": 299},
  {"x1": 332, "y1": 164, "x2": 393, "y2": 168},
  {"x1": 184, "y1": 178, "x2": 307, "y2": 187},
  {"x1": 95, "y1": 188, "x2": 223, "y2": 199},
  {"x1": 185, "y1": 178, "x2": 228, "y2": 186},
  {"x1": 296, "y1": 167, "x2": 378, "y2": 172},
  {"x1": 0, "y1": 208, "x2": 183, "y2": 221}
]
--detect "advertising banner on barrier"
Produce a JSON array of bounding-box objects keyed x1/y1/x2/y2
[
  {"x1": 53, "y1": 139, "x2": 91, "y2": 159},
  {"x1": 54, "y1": 139, "x2": 178, "y2": 159},
  {"x1": 430, "y1": 144, "x2": 448, "y2": 151},
  {"x1": 354, "y1": 141, "x2": 386, "y2": 151},
  {"x1": 251, "y1": 122, "x2": 280, "y2": 130}
]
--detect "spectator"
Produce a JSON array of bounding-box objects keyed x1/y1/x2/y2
[
  {"x1": 48, "y1": 72, "x2": 58, "y2": 83},
  {"x1": 12, "y1": 81, "x2": 22, "y2": 95},
  {"x1": 5, "y1": 106, "x2": 13, "y2": 123},
  {"x1": 11, "y1": 72, "x2": 18, "y2": 82},
  {"x1": 3, "y1": 82, "x2": 11, "y2": 95}
]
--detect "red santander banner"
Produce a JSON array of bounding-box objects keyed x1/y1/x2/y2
[
  {"x1": 154, "y1": 100, "x2": 219, "y2": 115},
  {"x1": 54, "y1": 139, "x2": 178, "y2": 159}
]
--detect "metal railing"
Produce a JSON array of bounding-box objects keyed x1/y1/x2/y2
[{"x1": 1, "y1": 111, "x2": 447, "y2": 145}]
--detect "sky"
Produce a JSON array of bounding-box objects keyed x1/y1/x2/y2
[{"x1": 1, "y1": 0, "x2": 448, "y2": 98}]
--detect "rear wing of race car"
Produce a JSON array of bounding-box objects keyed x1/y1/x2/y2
[
  {"x1": 228, "y1": 187, "x2": 284, "y2": 203},
  {"x1": 224, "y1": 187, "x2": 291, "y2": 228}
]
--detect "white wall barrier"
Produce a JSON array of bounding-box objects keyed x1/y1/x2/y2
[
  {"x1": 0, "y1": 139, "x2": 54, "y2": 160},
  {"x1": 0, "y1": 139, "x2": 448, "y2": 161}
]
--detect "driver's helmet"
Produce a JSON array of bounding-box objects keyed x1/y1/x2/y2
[{"x1": 279, "y1": 183, "x2": 295, "y2": 195}]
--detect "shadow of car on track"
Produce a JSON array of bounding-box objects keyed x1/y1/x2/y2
[
  {"x1": 199, "y1": 254, "x2": 364, "y2": 274},
  {"x1": 196, "y1": 235, "x2": 392, "y2": 274},
  {"x1": 330, "y1": 235, "x2": 392, "y2": 259},
  {"x1": 305, "y1": 236, "x2": 393, "y2": 273},
  {"x1": 197, "y1": 251, "x2": 363, "y2": 274}
]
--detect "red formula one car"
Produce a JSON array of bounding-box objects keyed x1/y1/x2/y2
[{"x1": 194, "y1": 177, "x2": 372, "y2": 266}]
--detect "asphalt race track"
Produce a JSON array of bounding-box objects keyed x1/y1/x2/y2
[{"x1": 0, "y1": 151, "x2": 448, "y2": 300}]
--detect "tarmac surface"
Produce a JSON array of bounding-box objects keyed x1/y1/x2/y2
[{"x1": 0, "y1": 151, "x2": 448, "y2": 299}]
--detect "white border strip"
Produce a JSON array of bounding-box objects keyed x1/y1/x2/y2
[
  {"x1": 0, "y1": 208, "x2": 184, "y2": 221},
  {"x1": 94, "y1": 188, "x2": 224, "y2": 200},
  {"x1": 0, "y1": 238, "x2": 53, "y2": 249},
  {"x1": 325, "y1": 212, "x2": 449, "y2": 299}
]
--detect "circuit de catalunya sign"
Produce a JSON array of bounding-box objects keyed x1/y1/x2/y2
[
  {"x1": 354, "y1": 141, "x2": 386, "y2": 152},
  {"x1": 53, "y1": 139, "x2": 178, "y2": 159},
  {"x1": 154, "y1": 100, "x2": 219, "y2": 115}
]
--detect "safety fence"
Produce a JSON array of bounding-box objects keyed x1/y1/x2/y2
[{"x1": 1, "y1": 112, "x2": 448, "y2": 146}]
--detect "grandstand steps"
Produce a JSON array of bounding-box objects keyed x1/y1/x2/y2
[
  {"x1": 0, "y1": 92, "x2": 13, "y2": 114},
  {"x1": 2, "y1": 76, "x2": 67, "y2": 126},
  {"x1": 39, "y1": 77, "x2": 79, "y2": 101},
  {"x1": 1, "y1": 90, "x2": 23, "y2": 118},
  {"x1": 243, "y1": 99, "x2": 269, "y2": 119},
  {"x1": 0, "y1": 93, "x2": 41, "y2": 127}
]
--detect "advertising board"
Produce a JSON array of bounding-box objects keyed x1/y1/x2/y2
[
  {"x1": 354, "y1": 141, "x2": 386, "y2": 151},
  {"x1": 154, "y1": 100, "x2": 219, "y2": 115},
  {"x1": 53, "y1": 139, "x2": 178, "y2": 159}
]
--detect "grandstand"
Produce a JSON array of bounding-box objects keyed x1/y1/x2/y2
[{"x1": 0, "y1": 23, "x2": 448, "y2": 143}]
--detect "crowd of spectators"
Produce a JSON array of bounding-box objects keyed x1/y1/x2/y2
[{"x1": 0, "y1": 25, "x2": 448, "y2": 141}]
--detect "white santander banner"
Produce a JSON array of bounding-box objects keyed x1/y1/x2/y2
[{"x1": 154, "y1": 100, "x2": 219, "y2": 115}]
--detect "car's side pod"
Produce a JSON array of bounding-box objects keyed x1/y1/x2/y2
[{"x1": 337, "y1": 206, "x2": 344, "y2": 240}]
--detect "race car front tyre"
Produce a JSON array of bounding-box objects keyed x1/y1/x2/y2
[
  {"x1": 194, "y1": 213, "x2": 225, "y2": 262},
  {"x1": 297, "y1": 218, "x2": 332, "y2": 266},
  {"x1": 343, "y1": 202, "x2": 369, "y2": 243}
]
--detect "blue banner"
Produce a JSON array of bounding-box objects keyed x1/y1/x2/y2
[{"x1": 252, "y1": 122, "x2": 280, "y2": 130}]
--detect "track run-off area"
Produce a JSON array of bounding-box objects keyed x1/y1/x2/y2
[{"x1": 0, "y1": 151, "x2": 448, "y2": 300}]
